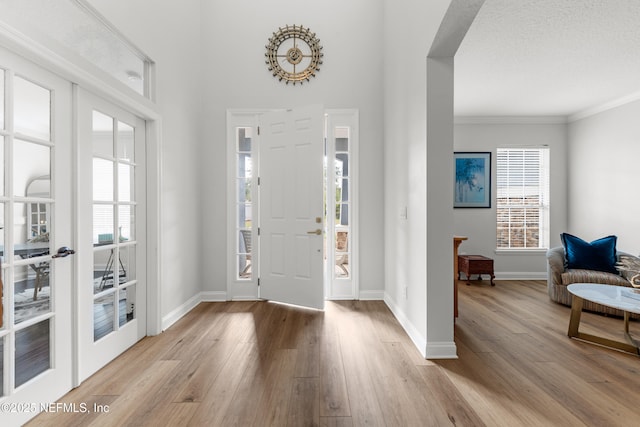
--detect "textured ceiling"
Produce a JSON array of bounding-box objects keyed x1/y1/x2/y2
[
  {"x1": 0, "y1": 0, "x2": 145, "y2": 94},
  {"x1": 455, "y1": 0, "x2": 640, "y2": 117}
]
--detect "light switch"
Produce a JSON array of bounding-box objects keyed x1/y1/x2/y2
[{"x1": 400, "y1": 206, "x2": 407, "y2": 220}]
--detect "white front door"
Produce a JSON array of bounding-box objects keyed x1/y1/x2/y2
[
  {"x1": 76, "y1": 89, "x2": 147, "y2": 381},
  {"x1": 0, "y1": 46, "x2": 74, "y2": 425},
  {"x1": 259, "y1": 106, "x2": 325, "y2": 310}
]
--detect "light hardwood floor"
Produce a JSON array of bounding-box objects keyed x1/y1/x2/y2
[{"x1": 28, "y1": 280, "x2": 640, "y2": 426}]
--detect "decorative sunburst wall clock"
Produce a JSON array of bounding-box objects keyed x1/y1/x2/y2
[{"x1": 265, "y1": 25, "x2": 323, "y2": 85}]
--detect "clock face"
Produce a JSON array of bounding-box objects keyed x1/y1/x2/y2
[{"x1": 265, "y1": 25, "x2": 323, "y2": 85}]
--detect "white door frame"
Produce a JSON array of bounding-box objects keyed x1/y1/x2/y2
[
  {"x1": 226, "y1": 109, "x2": 359, "y2": 301},
  {"x1": 0, "y1": 24, "x2": 163, "y2": 385}
]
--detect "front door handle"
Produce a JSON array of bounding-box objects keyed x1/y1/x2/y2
[
  {"x1": 307, "y1": 229, "x2": 322, "y2": 235},
  {"x1": 52, "y1": 246, "x2": 76, "y2": 258}
]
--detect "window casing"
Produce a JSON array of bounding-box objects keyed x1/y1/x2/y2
[{"x1": 496, "y1": 148, "x2": 549, "y2": 249}]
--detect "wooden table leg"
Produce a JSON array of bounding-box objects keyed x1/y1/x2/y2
[
  {"x1": 453, "y1": 237, "x2": 467, "y2": 319},
  {"x1": 567, "y1": 295, "x2": 583, "y2": 338},
  {"x1": 568, "y1": 295, "x2": 639, "y2": 355}
]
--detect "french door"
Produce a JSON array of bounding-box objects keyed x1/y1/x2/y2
[
  {"x1": 76, "y1": 89, "x2": 146, "y2": 382},
  {"x1": 0, "y1": 46, "x2": 74, "y2": 425},
  {"x1": 259, "y1": 106, "x2": 325, "y2": 310}
]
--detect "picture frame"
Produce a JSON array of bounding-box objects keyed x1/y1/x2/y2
[{"x1": 454, "y1": 152, "x2": 491, "y2": 208}]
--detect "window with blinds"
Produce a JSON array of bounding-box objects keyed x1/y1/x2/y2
[{"x1": 496, "y1": 148, "x2": 550, "y2": 249}]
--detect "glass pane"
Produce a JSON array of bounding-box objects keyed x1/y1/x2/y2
[
  {"x1": 335, "y1": 253, "x2": 349, "y2": 278},
  {"x1": 0, "y1": 137, "x2": 4, "y2": 196},
  {"x1": 14, "y1": 261, "x2": 50, "y2": 324},
  {"x1": 119, "y1": 284, "x2": 135, "y2": 327},
  {"x1": 14, "y1": 76, "x2": 50, "y2": 140},
  {"x1": 93, "y1": 158, "x2": 114, "y2": 201},
  {"x1": 238, "y1": 229, "x2": 252, "y2": 279},
  {"x1": 0, "y1": 69, "x2": 4, "y2": 130},
  {"x1": 94, "y1": 293, "x2": 115, "y2": 341},
  {"x1": 118, "y1": 121, "x2": 135, "y2": 162},
  {"x1": 0, "y1": 203, "x2": 4, "y2": 264},
  {"x1": 14, "y1": 140, "x2": 50, "y2": 197},
  {"x1": 0, "y1": 336, "x2": 3, "y2": 397},
  {"x1": 94, "y1": 249, "x2": 115, "y2": 294},
  {"x1": 238, "y1": 204, "x2": 252, "y2": 229},
  {"x1": 14, "y1": 202, "x2": 50, "y2": 255},
  {"x1": 238, "y1": 254, "x2": 252, "y2": 279},
  {"x1": 337, "y1": 203, "x2": 349, "y2": 226},
  {"x1": 1, "y1": 268, "x2": 5, "y2": 329},
  {"x1": 118, "y1": 163, "x2": 134, "y2": 202},
  {"x1": 336, "y1": 137, "x2": 348, "y2": 152},
  {"x1": 118, "y1": 205, "x2": 135, "y2": 242},
  {"x1": 336, "y1": 153, "x2": 349, "y2": 177},
  {"x1": 238, "y1": 128, "x2": 252, "y2": 151},
  {"x1": 93, "y1": 204, "x2": 114, "y2": 245},
  {"x1": 92, "y1": 111, "x2": 114, "y2": 157},
  {"x1": 26, "y1": 176, "x2": 50, "y2": 199},
  {"x1": 15, "y1": 319, "x2": 50, "y2": 387},
  {"x1": 237, "y1": 178, "x2": 251, "y2": 203},
  {"x1": 338, "y1": 179, "x2": 349, "y2": 203},
  {"x1": 119, "y1": 245, "x2": 136, "y2": 283},
  {"x1": 336, "y1": 230, "x2": 348, "y2": 251},
  {"x1": 26, "y1": 202, "x2": 50, "y2": 241},
  {"x1": 238, "y1": 154, "x2": 252, "y2": 178}
]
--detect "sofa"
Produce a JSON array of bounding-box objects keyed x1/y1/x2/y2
[{"x1": 547, "y1": 246, "x2": 640, "y2": 317}]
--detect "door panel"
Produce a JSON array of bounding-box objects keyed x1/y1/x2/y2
[
  {"x1": 259, "y1": 106, "x2": 324, "y2": 310},
  {"x1": 0, "y1": 45, "x2": 73, "y2": 426},
  {"x1": 77, "y1": 89, "x2": 146, "y2": 382}
]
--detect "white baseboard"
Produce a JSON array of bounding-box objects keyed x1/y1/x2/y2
[
  {"x1": 359, "y1": 290, "x2": 385, "y2": 300},
  {"x1": 425, "y1": 341, "x2": 458, "y2": 359},
  {"x1": 383, "y1": 293, "x2": 427, "y2": 358},
  {"x1": 495, "y1": 272, "x2": 547, "y2": 280},
  {"x1": 384, "y1": 292, "x2": 458, "y2": 359},
  {"x1": 201, "y1": 291, "x2": 228, "y2": 302},
  {"x1": 230, "y1": 296, "x2": 260, "y2": 301},
  {"x1": 162, "y1": 293, "x2": 202, "y2": 331},
  {"x1": 162, "y1": 291, "x2": 228, "y2": 330}
]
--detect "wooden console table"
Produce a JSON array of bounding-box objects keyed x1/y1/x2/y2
[
  {"x1": 453, "y1": 236, "x2": 468, "y2": 318},
  {"x1": 458, "y1": 254, "x2": 495, "y2": 286}
]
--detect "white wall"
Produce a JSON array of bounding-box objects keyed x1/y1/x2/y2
[
  {"x1": 88, "y1": 0, "x2": 205, "y2": 321},
  {"x1": 454, "y1": 119, "x2": 568, "y2": 278},
  {"x1": 568, "y1": 102, "x2": 640, "y2": 254},
  {"x1": 200, "y1": 0, "x2": 386, "y2": 297},
  {"x1": 90, "y1": 0, "x2": 387, "y2": 313},
  {"x1": 383, "y1": 0, "x2": 453, "y2": 357}
]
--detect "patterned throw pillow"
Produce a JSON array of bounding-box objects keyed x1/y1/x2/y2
[{"x1": 617, "y1": 254, "x2": 640, "y2": 287}]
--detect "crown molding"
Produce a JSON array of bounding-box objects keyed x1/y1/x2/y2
[
  {"x1": 454, "y1": 116, "x2": 567, "y2": 125},
  {"x1": 568, "y1": 90, "x2": 640, "y2": 122}
]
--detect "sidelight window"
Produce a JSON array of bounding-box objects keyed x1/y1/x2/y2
[{"x1": 236, "y1": 128, "x2": 253, "y2": 280}]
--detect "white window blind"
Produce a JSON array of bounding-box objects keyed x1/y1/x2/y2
[{"x1": 496, "y1": 148, "x2": 550, "y2": 249}]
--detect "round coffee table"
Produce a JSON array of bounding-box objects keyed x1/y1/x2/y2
[{"x1": 567, "y1": 283, "x2": 640, "y2": 355}]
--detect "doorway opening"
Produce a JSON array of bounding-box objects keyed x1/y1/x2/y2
[{"x1": 226, "y1": 109, "x2": 359, "y2": 303}]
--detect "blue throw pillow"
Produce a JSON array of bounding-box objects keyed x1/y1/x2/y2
[{"x1": 560, "y1": 233, "x2": 618, "y2": 274}]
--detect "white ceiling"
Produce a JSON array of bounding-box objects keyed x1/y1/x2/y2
[{"x1": 454, "y1": 0, "x2": 640, "y2": 117}]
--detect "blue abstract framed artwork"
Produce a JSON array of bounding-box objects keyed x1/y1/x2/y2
[{"x1": 454, "y1": 152, "x2": 491, "y2": 208}]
